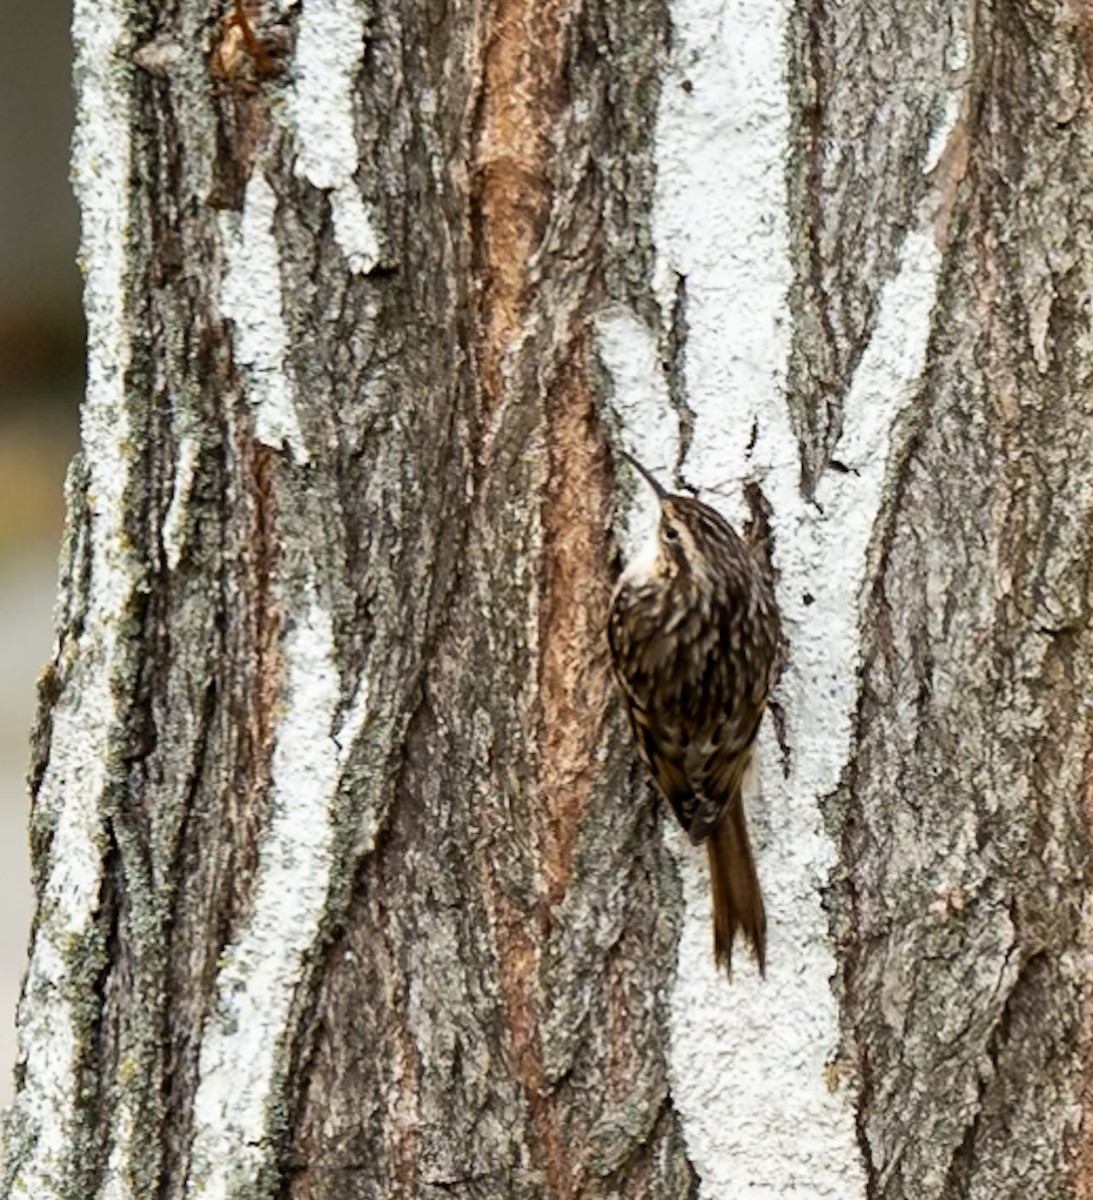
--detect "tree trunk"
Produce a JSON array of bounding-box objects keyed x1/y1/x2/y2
[{"x1": 4, "y1": 0, "x2": 1093, "y2": 1197}]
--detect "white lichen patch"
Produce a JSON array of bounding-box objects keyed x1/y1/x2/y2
[
  {"x1": 220, "y1": 174, "x2": 308, "y2": 461},
  {"x1": 291, "y1": 0, "x2": 381, "y2": 273},
  {"x1": 620, "y1": 0, "x2": 959, "y2": 1192},
  {"x1": 188, "y1": 591, "x2": 371, "y2": 1198},
  {"x1": 6, "y1": 1, "x2": 138, "y2": 1195},
  {"x1": 162, "y1": 434, "x2": 202, "y2": 571}
]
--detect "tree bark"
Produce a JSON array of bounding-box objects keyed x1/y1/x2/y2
[{"x1": 4, "y1": 0, "x2": 1093, "y2": 1198}]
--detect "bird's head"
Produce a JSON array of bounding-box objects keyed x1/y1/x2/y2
[{"x1": 619, "y1": 452, "x2": 741, "y2": 592}]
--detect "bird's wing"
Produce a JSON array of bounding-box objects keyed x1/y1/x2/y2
[
  {"x1": 622, "y1": 694, "x2": 699, "y2": 831},
  {"x1": 684, "y1": 704, "x2": 764, "y2": 842},
  {"x1": 609, "y1": 596, "x2": 700, "y2": 832}
]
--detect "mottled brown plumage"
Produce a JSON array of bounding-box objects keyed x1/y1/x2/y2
[{"x1": 608, "y1": 453, "x2": 780, "y2": 976}]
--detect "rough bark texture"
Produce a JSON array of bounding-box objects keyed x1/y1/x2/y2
[
  {"x1": 830, "y1": 2, "x2": 1093, "y2": 1198},
  {"x1": 8, "y1": 0, "x2": 697, "y2": 1197},
  {"x1": 785, "y1": 0, "x2": 961, "y2": 492},
  {"x1": 6, "y1": 0, "x2": 1093, "y2": 1198}
]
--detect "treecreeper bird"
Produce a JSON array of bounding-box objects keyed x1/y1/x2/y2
[{"x1": 607, "y1": 452, "x2": 781, "y2": 977}]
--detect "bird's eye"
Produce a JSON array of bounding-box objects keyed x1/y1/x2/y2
[{"x1": 664, "y1": 524, "x2": 680, "y2": 542}]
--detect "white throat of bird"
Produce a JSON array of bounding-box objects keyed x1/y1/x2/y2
[{"x1": 617, "y1": 517, "x2": 662, "y2": 589}]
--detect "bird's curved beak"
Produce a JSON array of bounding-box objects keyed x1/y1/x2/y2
[{"x1": 619, "y1": 451, "x2": 668, "y2": 501}]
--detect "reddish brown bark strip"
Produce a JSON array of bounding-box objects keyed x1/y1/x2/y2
[
  {"x1": 537, "y1": 340, "x2": 615, "y2": 908},
  {"x1": 472, "y1": 0, "x2": 567, "y2": 404}
]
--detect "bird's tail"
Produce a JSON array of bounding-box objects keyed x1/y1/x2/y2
[{"x1": 706, "y1": 799, "x2": 766, "y2": 977}]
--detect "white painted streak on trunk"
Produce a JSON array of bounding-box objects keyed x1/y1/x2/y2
[
  {"x1": 291, "y1": 0, "x2": 381, "y2": 274},
  {"x1": 594, "y1": 308, "x2": 679, "y2": 559},
  {"x1": 5, "y1": 2, "x2": 135, "y2": 1195},
  {"x1": 643, "y1": 0, "x2": 952, "y2": 1194},
  {"x1": 188, "y1": 591, "x2": 371, "y2": 1199},
  {"x1": 219, "y1": 175, "x2": 308, "y2": 461}
]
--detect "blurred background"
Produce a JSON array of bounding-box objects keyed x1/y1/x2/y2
[{"x1": 0, "y1": 0, "x2": 82, "y2": 1104}]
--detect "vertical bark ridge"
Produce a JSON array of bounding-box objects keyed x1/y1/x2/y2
[
  {"x1": 1074, "y1": 745, "x2": 1093, "y2": 1199},
  {"x1": 784, "y1": 0, "x2": 961, "y2": 493},
  {"x1": 222, "y1": 434, "x2": 283, "y2": 926},
  {"x1": 840, "y1": 2, "x2": 1093, "y2": 1194}
]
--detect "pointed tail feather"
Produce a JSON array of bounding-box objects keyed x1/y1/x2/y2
[{"x1": 706, "y1": 799, "x2": 766, "y2": 977}]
